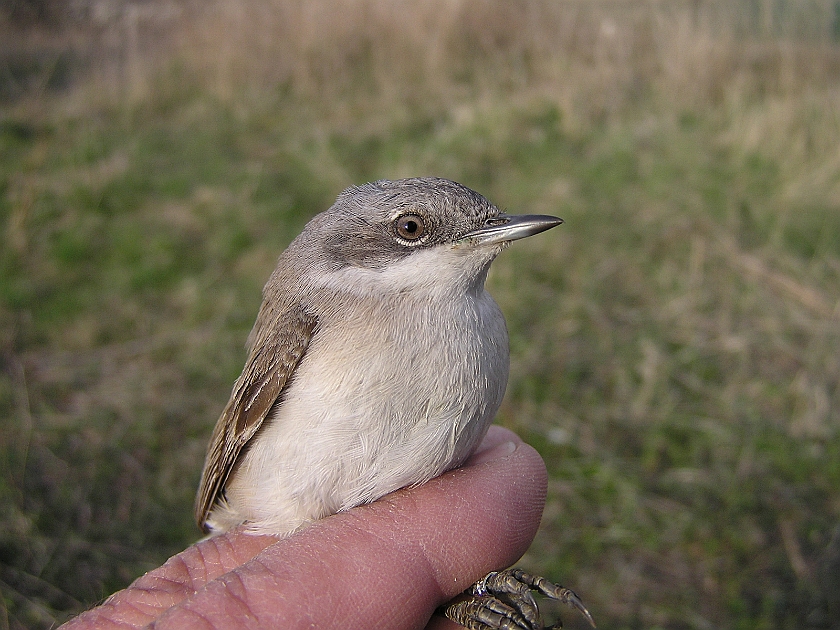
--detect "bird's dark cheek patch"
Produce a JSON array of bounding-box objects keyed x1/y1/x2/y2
[{"x1": 325, "y1": 238, "x2": 417, "y2": 270}]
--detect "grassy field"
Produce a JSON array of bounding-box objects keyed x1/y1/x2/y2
[{"x1": 2, "y1": 0, "x2": 840, "y2": 628}]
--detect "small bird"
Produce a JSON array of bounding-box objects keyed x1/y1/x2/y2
[{"x1": 195, "y1": 177, "x2": 593, "y2": 629}]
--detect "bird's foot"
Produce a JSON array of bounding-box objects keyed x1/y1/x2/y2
[{"x1": 441, "y1": 568, "x2": 595, "y2": 630}]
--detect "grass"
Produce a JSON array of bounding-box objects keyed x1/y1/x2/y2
[{"x1": 2, "y1": 1, "x2": 840, "y2": 628}]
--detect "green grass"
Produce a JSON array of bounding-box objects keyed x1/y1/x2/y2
[{"x1": 2, "y1": 1, "x2": 840, "y2": 628}]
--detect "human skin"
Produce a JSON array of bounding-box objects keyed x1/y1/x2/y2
[{"x1": 62, "y1": 425, "x2": 548, "y2": 630}]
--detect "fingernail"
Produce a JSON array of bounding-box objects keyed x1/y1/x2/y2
[{"x1": 471, "y1": 440, "x2": 517, "y2": 465}]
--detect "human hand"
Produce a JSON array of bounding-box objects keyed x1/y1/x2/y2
[{"x1": 62, "y1": 425, "x2": 547, "y2": 630}]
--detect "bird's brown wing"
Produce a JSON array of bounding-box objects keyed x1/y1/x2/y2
[{"x1": 194, "y1": 306, "x2": 317, "y2": 531}]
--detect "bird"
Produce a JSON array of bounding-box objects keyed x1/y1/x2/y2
[{"x1": 195, "y1": 177, "x2": 593, "y2": 629}]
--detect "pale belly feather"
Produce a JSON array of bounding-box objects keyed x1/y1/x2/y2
[{"x1": 211, "y1": 286, "x2": 509, "y2": 535}]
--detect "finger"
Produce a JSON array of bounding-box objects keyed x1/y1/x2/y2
[
  {"x1": 61, "y1": 530, "x2": 280, "y2": 629},
  {"x1": 149, "y1": 425, "x2": 547, "y2": 630},
  {"x1": 412, "y1": 426, "x2": 549, "y2": 595}
]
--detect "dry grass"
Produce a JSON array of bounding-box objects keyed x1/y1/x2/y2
[{"x1": 11, "y1": 1, "x2": 838, "y2": 119}]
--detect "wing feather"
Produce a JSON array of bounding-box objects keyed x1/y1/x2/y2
[{"x1": 194, "y1": 306, "x2": 317, "y2": 531}]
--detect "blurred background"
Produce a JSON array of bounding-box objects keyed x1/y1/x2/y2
[{"x1": 2, "y1": 0, "x2": 840, "y2": 628}]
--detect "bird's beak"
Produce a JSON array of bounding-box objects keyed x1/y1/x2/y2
[{"x1": 460, "y1": 214, "x2": 563, "y2": 245}]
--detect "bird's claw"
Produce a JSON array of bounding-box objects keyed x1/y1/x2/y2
[{"x1": 442, "y1": 568, "x2": 595, "y2": 630}]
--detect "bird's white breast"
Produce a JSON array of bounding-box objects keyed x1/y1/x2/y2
[{"x1": 210, "y1": 246, "x2": 509, "y2": 535}]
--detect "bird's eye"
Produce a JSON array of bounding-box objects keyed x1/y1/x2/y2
[{"x1": 394, "y1": 214, "x2": 426, "y2": 242}]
